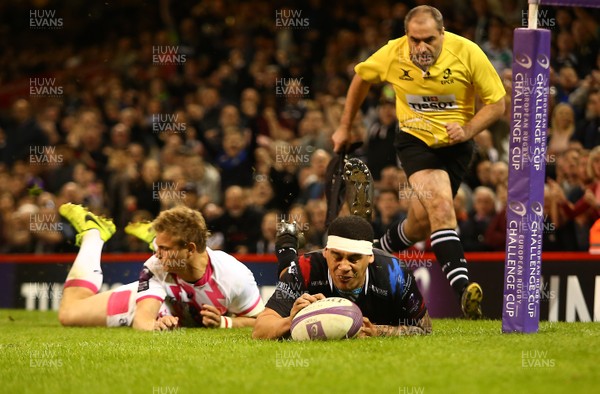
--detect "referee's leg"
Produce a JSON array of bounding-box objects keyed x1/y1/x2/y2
[{"x1": 407, "y1": 168, "x2": 482, "y2": 319}]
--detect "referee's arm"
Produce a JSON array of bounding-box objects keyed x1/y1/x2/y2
[
  {"x1": 447, "y1": 98, "x2": 505, "y2": 144},
  {"x1": 332, "y1": 74, "x2": 372, "y2": 152}
]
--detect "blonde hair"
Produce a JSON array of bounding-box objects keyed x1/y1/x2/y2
[
  {"x1": 152, "y1": 206, "x2": 210, "y2": 252},
  {"x1": 587, "y1": 146, "x2": 600, "y2": 180}
]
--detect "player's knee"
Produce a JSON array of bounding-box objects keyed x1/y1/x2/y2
[
  {"x1": 58, "y1": 308, "x2": 77, "y2": 327},
  {"x1": 431, "y1": 197, "x2": 454, "y2": 217}
]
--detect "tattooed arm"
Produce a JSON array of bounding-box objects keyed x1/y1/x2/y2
[{"x1": 359, "y1": 311, "x2": 432, "y2": 337}]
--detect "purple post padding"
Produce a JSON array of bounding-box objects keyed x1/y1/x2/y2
[
  {"x1": 539, "y1": 0, "x2": 600, "y2": 7},
  {"x1": 502, "y1": 28, "x2": 551, "y2": 334},
  {"x1": 290, "y1": 306, "x2": 363, "y2": 338}
]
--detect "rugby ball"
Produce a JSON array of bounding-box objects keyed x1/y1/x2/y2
[{"x1": 290, "y1": 297, "x2": 363, "y2": 341}]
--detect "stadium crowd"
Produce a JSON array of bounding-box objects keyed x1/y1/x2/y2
[{"x1": 0, "y1": 0, "x2": 598, "y2": 254}]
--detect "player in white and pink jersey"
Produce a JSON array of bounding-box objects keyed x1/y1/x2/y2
[
  {"x1": 57, "y1": 203, "x2": 264, "y2": 331},
  {"x1": 132, "y1": 249, "x2": 264, "y2": 328}
]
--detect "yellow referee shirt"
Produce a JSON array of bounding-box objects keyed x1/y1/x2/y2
[{"x1": 355, "y1": 31, "x2": 505, "y2": 147}]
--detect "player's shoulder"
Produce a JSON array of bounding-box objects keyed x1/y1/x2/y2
[
  {"x1": 292, "y1": 250, "x2": 327, "y2": 278},
  {"x1": 370, "y1": 250, "x2": 411, "y2": 297},
  {"x1": 444, "y1": 31, "x2": 484, "y2": 56},
  {"x1": 372, "y1": 247, "x2": 402, "y2": 264},
  {"x1": 387, "y1": 36, "x2": 404, "y2": 46},
  {"x1": 371, "y1": 249, "x2": 411, "y2": 276},
  {"x1": 206, "y1": 247, "x2": 246, "y2": 269},
  {"x1": 303, "y1": 250, "x2": 327, "y2": 266},
  {"x1": 143, "y1": 255, "x2": 165, "y2": 276},
  {"x1": 206, "y1": 247, "x2": 255, "y2": 282}
]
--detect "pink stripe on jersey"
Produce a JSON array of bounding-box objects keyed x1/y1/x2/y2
[
  {"x1": 64, "y1": 279, "x2": 98, "y2": 294},
  {"x1": 107, "y1": 290, "x2": 131, "y2": 316},
  {"x1": 193, "y1": 255, "x2": 214, "y2": 286},
  {"x1": 237, "y1": 296, "x2": 262, "y2": 316},
  {"x1": 137, "y1": 295, "x2": 164, "y2": 303}
]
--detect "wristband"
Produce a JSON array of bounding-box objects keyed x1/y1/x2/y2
[{"x1": 220, "y1": 316, "x2": 233, "y2": 329}]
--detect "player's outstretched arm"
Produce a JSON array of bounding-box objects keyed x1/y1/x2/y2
[
  {"x1": 200, "y1": 304, "x2": 259, "y2": 328},
  {"x1": 360, "y1": 311, "x2": 433, "y2": 337},
  {"x1": 332, "y1": 74, "x2": 372, "y2": 152},
  {"x1": 252, "y1": 308, "x2": 292, "y2": 339},
  {"x1": 132, "y1": 298, "x2": 162, "y2": 331},
  {"x1": 253, "y1": 293, "x2": 326, "y2": 339}
]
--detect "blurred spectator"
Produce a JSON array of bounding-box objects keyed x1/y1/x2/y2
[
  {"x1": 550, "y1": 147, "x2": 581, "y2": 197},
  {"x1": 365, "y1": 97, "x2": 398, "y2": 182},
  {"x1": 547, "y1": 103, "x2": 576, "y2": 156},
  {"x1": 555, "y1": 146, "x2": 600, "y2": 250},
  {"x1": 249, "y1": 178, "x2": 277, "y2": 211},
  {"x1": 571, "y1": 10, "x2": 599, "y2": 78},
  {"x1": 214, "y1": 126, "x2": 256, "y2": 192},
  {"x1": 1, "y1": 99, "x2": 49, "y2": 165},
  {"x1": 29, "y1": 192, "x2": 66, "y2": 252},
  {"x1": 127, "y1": 158, "x2": 162, "y2": 217},
  {"x1": 481, "y1": 16, "x2": 512, "y2": 75},
  {"x1": 305, "y1": 199, "x2": 328, "y2": 249},
  {"x1": 267, "y1": 141, "x2": 301, "y2": 212},
  {"x1": 475, "y1": 159, "x2": 493, "y2": 189},
  {"x1": 474, "y1": 129, "x2": 499, "y2": 163},
  {"x1": 465, "y1": 130, "x2": 498, "y2": 188},
  {"x1": 470, "y1": 0, "x2": 495, "y2": 45},
  {"x1": 208, "y1": 185, "x2": 263, "y2": 253},
  {"x1": 552, "y1": 31, "x2": 579, "y2": 71},
  {"x1": 544, "y1": 182, "x2": 579, "y2": 251},
  {"x1": 460, "y1": 186, "x2": 497, "y2": 251},
  {"x1": 182, "y1": 155, "x2": 221, "y2": 206},
  {"x1": 377, "y1": 165, "x2": 403, "y2": 193},
  {"x1": 573, "y1": 90, "x2": 600, "y2": 150},
  {"x1": 372, "y1": 189, "x2": 404, "y2": 240},
  {"x1": 4, "y1": 203, "x2": 38, "y2": 253},
  {"x1": 555, "y1": 66, "x2": 581, "y2": 104},
  {"x1": 297, "y1": 148, "x2": 331, "y2": 204},
  {"x1": 255, "y1": 210, "x2": 280, "y2": 254},
  {"x1": 489, "y1": 161, "x2": 509, "y2": 190},
  {"x1": 295, "y1": 109, "x2": 331, "y2": 152}
]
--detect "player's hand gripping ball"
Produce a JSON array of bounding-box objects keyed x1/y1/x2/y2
[{"x1": 290, "y1": 297, "x2": 363, "y2": 341}]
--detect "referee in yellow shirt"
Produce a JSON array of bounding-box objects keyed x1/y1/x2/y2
[{"x1": 333, "y1": 5, "x2": 506, "y2": 319}]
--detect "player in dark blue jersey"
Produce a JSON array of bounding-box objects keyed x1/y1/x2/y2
[{"x1": 252, "y1": 215, "x2": 431, "y2": 339}]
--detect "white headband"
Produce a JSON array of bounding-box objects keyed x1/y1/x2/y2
[{"x1": 326, "y1": 235, "x2": 373, "y2": 255}]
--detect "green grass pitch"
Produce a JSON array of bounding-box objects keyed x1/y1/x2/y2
[{"x1": 0, "y1": 310, "x2": 598, "y2": 394}]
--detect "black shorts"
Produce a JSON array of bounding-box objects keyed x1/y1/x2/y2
[{"x1": 394, "y1": 131, "x2": 474, "y2": 196}]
